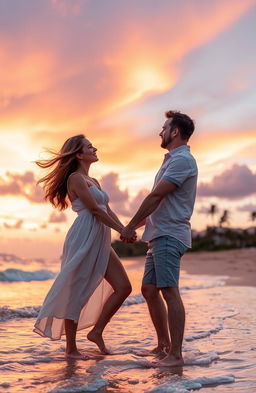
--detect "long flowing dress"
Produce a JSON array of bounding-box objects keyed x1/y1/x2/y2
[{"x1": 34, "y1": 185, "x2": 114, "y2": 340}]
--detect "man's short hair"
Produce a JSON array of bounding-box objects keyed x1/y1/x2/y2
[{"x1": 165, "y1": 110, "x2": 195, "y2": 140}]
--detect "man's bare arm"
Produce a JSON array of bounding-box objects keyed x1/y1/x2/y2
[{"x1": 121, "y1": 180, "x2": 177, "y2": 238}]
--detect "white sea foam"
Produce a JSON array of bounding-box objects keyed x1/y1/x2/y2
[
  {"x1": 0, "y1": 268, "x2": 56, "y2": 282},
  {"x1": 186, "y1": 312, "x2": 239, "y2": 342},
  {"x1": 0, "y1": 305, "x2": 41, "y2": 321},
  {"x1": 0, "y1": 294, "x2": 145, "y2": 323},
  {"x1": 146, "y1": 375, "x2": 235, "y2": 392},
  {"x1": 185, "y1": 351, "x2": 219, "y2": 365},
  {"x1": 122, "y1": 294, "x2": 145, "y2": 306},
  {"x1": 180, "y1": 275, "x2": 228, "y2": 291},
  {"x1": 47, "y1": 377, "x2": 108, "y2": 392}
]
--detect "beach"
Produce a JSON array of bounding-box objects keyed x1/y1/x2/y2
[
  {"x1": 0, "y1": 248, "x2": 256, "y2": 393},
  {"x1": 133, "y1": 248, "x2": 256, "y2": 287},
  {"x1": 182, "y1": 248, "x2": 256, "y2": 287}
]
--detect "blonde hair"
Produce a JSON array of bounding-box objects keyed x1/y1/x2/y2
[{"x1": 36, "y1": 134, "x2": 85, "y2": 210}]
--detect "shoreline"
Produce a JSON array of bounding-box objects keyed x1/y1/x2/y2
[{"x1": 124, "y1": 248, "x2": 256, "y2": 287}]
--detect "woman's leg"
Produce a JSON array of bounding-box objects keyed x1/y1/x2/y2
[
  {"x1": 65, "y1": 319, "x2": 89, "y2": 359},
  {"x1": 87, "y1": 248, "x2": 132, "y2": 353}
]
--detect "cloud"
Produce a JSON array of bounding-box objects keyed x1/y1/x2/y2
[
  {"x1": 100, "y1": 172, "x2": 149, "y2": 217},
  {"x1": 50, "y1": 0, "x2": 87, "y2": 16},
  {"x1": 129, "y1": 189, "x2": 149, "y2": 212},
  {"x1": 49, "y1": 212, "x2": 67, "y2": 223},
  {"x1": 198, "y1": 164, "x2": 256, "y2": 199},
  {"x1": 1, "y1": 0, "x2": 254, "y2": 131},
  {"x1": 100, "y1": 172, "x2": 130, "y2": 215},
  {"x1": 3, "y1": 219, "x2": 23, "y2": 229},
  {"x1": 0, "y1": 171, "x2": 45, "y2": 203},
  {"x1": 237, "y1": 203, "x2": 256, "y2": 213}
]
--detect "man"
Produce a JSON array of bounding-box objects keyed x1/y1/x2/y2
[{"x1": 121, "y1": 110, "x2": 198, "y2": 366}]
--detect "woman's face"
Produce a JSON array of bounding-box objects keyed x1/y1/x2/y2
[{"x1": 77, "y1": 138, "x2": 98, "y2": 163}]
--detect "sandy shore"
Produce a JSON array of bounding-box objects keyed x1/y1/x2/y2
[
  {"x1": 127, "y1": 248, "x2": 256, "y2": 287},
  {"x1": 182, "y1": 248, "x2": 256, "y2": 287}
]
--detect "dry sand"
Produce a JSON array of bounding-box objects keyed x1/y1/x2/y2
[
  {"x1": 182, "y1": 248, "x2": 256, "y2": 287},
  {"x1": 128, "y1": 248, "x2": 256, "y2": 287}
]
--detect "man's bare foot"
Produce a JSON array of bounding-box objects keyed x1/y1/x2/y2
[
  {"x1": 150, "y1": 345, "x2": 170, "y2": 358},
  {"x1": 87, "y1": 330, "x2": 110, "y2": 355},
  {"x1": 65, "y1": 349, "x2": 89, "y2": 360},
  {"x1": 151, "y1": 353, "x2": 184, "y2": 367}
]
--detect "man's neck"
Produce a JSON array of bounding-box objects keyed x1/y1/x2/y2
[{"x1": 166, "y1": 141, "x2": 187, "y2": 152}]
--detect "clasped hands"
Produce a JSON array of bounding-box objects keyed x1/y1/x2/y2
[{"x1": 120, "y1": 225, "x2": 137, "y2": 243}]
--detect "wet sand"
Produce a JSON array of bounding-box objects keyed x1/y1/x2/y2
[{"x1": 1, "y1": 251, "x2": 256, "y2": 392}]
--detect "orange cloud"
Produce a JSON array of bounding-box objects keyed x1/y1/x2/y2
[
  {"x1": 3, "y1": 219, "x2": 23, "y2": 230},
  {"x1": 1, "y1": 0, "x2": 254, "y2": 131},
  {"x1": 192, "y1": 129, "x2": 256, "y2": 166},
  {"x1": 0, "y1": 171, "x2": 45, "y2": 203}
]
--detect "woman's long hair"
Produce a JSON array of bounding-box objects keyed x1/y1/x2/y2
[{"x1": 36, "y1": 134, "x2": 85, "y2": 210}]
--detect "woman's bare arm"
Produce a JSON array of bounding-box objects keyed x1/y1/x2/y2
[
  {"x1": 107, "y1": 205, "x2": 124, "y2": 227},
  {"x1": 68, "y1": 174, "x2": 123, "y2": 233}
]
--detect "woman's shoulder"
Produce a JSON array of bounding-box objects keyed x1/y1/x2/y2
[
  {"x1": 68, "y1": 172, "x2": 85, "y2": 180},
  {"x1": 67, "y1": 172, "x2": 87, "y2": 187},
  {"x1": 91, "y1": 177, "x2": 101, "y2": 187}
]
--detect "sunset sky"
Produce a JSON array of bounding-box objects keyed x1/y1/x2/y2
[{"x1": 0, "y1": 0, "x2": 256, "y2": 258}]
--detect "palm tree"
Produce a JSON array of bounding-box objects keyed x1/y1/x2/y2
[
  {"x1": 209, "y1": 204, "x2": 217, "y2": 227},
  {"x1": 219, "y1": 210, "x2": 230, "y2": 227}
]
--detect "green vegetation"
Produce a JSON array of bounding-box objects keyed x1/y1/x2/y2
[
  {"x1": 112, "y1": 240, "x2": 148, "y2": 257},
  {"x1": 112, "y1": 226, "x2": 256, "y2": 257},
  {"x1": 191, "y1": 226, "x2": 256, "y2": 252},
  {"x1": 112, "y1": 206, "x2": 256, "y2": 256}
]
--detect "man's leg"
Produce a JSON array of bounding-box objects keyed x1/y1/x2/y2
[
  {"x1": 159, "y1": 286, "x2": 185, "y2": 365},
  {"x1": 141, "y1": 283, "x2": 171, "y2": 353},
  {"x1": 152, "y1": 236, "x2": 187, "y2": 366}
]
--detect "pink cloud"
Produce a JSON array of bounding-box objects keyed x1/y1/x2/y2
[
  {"x1": 198, "y1": 164, "x2": 256, "y2": 199},
  {"x1": 0, "y1": 171, "x2": 45, "y2": 203},
  {"x1": 49, "y1": 212, "x2": 67, "y2": 223},
  {"x1": 3, "y1": 219, "x2": 23, "y2": 229}
]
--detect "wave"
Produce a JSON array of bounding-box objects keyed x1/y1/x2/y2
[
  {"x1": 0, "y1": 306, "x2": 41, "y2": 321},
  {"x1": 123, "y1": 294, "x2": 145, "y2": 306},
  {"x1": 0, "y1": 294, "x2": 145, "y2": 322},
  {"x1": 0, "y1": 268, "x2": 56, "y2": 282}
]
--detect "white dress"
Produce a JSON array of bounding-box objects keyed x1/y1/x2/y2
[{"x1": 34, "y1": 185, "x2": 113, "y2": 340}]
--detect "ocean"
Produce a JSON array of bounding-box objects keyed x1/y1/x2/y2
[{"x1": 0, "y1": 252, "x2": 256, "y2": 393}]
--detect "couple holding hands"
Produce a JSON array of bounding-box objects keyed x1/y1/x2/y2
[{"x1": 34, "y1": 110, "x2": 198, "y2": 367}]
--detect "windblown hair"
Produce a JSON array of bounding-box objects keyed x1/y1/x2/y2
[
  {"x1": 165, "y1": 110, "x2": 195, "y2": 140},
  {"x1": 36, "y1": 134, "x2": 85, "y2": 210}
]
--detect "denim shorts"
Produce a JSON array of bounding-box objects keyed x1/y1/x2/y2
[{"x1": 142, "y1": 236, "x2": 188, "y2": 288}]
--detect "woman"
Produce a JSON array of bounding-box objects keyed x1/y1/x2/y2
[{"x1": 34, "y1": 134, "x2": 133, "y2": 359}]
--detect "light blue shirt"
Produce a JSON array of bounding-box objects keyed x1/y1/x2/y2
[{"x1": 142, "y1": 145, "x2": 198, "y2": 247}]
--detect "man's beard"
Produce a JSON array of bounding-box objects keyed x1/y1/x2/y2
[{"x1": 161, "y1": 133, "x2": 173, "y2": 148}]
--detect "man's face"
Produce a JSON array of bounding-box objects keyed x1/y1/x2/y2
[{"x1": 159, "y1": 118, "x2": 174, "y2": 148}]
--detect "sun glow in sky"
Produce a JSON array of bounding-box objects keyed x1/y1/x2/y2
[{"x1": 0, "y1": 0, "x2": 256, "y2": 258}]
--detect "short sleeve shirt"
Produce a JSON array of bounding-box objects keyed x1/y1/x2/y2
[{"x1": 142, "y1": 145, "x2": 198, "y2": 247}]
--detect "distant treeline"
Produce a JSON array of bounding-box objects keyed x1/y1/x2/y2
[
  {"x1": 112, "y1": 227, "x2": 256, "y2": 257},
  {"x1": 191, "y1": 226, "x2": 256, "y2": 252}
]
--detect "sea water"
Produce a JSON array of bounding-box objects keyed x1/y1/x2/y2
[{"x1": 0, "y1": 253, "x2": 256, "y2": 393}]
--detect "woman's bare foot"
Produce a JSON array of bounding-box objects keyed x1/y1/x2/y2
[
  {"x1": 87, "y1": 330, "x2": 110, "y2": 354},
  {"x1": 65, "y1": 349, "x2": 89, "y2": 360}
]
